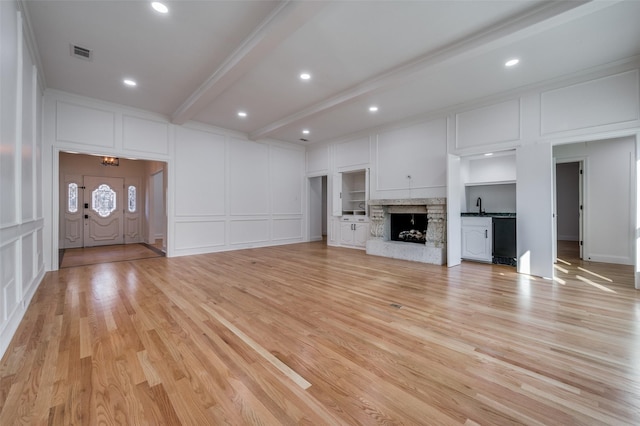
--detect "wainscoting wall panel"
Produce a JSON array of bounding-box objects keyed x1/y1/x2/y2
[
  {"x1": 123, "y1": 115, "x2": 169, "y2": 155},
  {"x1": 541, "y1": 70, "x2": 639, "y2": 135},
  {"x1": 56, "y1": 101, "x2": 115, "y2": 147},
  {"x1": 174, "y1": 127, "x2": 226, "y2": 217},
  {"x1": 228, "y1": 138, "x2": 269, "y2": 216},
  {"x1": 173, "y1": 220, "x2": 226, "y2": 252},
  {"x1": 271, "y1": 218, "x2": 303, "y2": 241},
  {"x1": 230, "y1": 219, "x2": 270, "y2": 245},
  {"x1": 455, "y1": 98, "x2": 521, "y2": 149},
  {"x1": 335, "y1": 136, "x2": 370, "y2": 170}
]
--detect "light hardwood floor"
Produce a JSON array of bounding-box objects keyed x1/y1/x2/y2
[
  {"x1": 60, "y1": 243, "x2": 164, "y2": 269},
  {"x1": 1, "y1": 241, "x2": 638, "y2": 425}
]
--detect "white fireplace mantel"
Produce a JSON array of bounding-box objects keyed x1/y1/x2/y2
[{"x1": 366, "y1": 198, "x2": 447, "y2": 265}]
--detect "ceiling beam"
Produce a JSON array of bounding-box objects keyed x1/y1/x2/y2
[
  {"x1": 171, "y1": 0, "x2": 328, "y2": 125},
  {"x1": 248, "y1": 0, "x2": 615, "y2": 141}
]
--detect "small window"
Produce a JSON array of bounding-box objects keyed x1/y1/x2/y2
[
  {"x1": 68, "y1": 183, "x2": 78, "y2": 213},
  {"x1": 128, "y1": 185, "x2": 136, "y2": 213},
  {"x1": 92, "y1": 184, "x2": 116, "y2": 217}
]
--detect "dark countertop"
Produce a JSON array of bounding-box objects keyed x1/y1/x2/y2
[{"x1": 461, "y1": 212, "x2": 516, "y2": 218}]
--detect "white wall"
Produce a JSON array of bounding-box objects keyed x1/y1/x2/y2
[
  {"x1": 554, "y1": 138, "x2": 635, "y2": 265},
  {"x1": 43, "y1": 91, "x2": 306, "y2": 264},
  {"x1": 0, "y1": 1, "x2": 44, "y2": 358},
  {"x1": 372, "y1": 118, "x2": 447, "y2": 200}
]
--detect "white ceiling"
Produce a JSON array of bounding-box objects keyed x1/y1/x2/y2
[{"x1": 24, "y1": 0, "x2": 640, "y2": 145}]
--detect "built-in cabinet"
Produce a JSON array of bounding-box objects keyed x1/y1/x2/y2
[
  {"x1": 331, "y1": 168, "x2": 370, "y2": 249},
  {"x1": 333, "y1": 169, "x2": 369, "y2": 216},
  {"x1": 461, "y1": 217, "x2": 492, "y2": 262},
  {"x1": 340, "y1": 216, "x2": 369, "y2": 248}
]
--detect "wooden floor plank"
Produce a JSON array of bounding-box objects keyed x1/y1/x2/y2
[{"x1": 1, "y1": 241, "x2": 639, "y2": 424}]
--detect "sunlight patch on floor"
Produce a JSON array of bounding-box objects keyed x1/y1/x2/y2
[
  {"x1": 554, "y1": 264, "x2": 569, "y2": 274},
  {"x1": 577, "y1": 267, "x2": 613, "y2": 283},
  {"x1": 576, "y1": 275, "x2": 616, "y2": 293}
]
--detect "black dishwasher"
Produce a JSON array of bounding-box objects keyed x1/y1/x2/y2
[{"x1": 492, "y1": 217, "x2": 516, "y2": 266}]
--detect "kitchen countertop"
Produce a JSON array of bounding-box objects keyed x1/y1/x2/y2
[{"x1": 461, "y1": 212, "x2": 516, "y2": 218}]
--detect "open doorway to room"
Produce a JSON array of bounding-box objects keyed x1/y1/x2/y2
[
  {"x1": 555, "y1": 161, "x2": 583, "y2": 260},
  {"x1": 308, "y1": 175, "x2": 328, "y2": 243},
  {"x1": 553, "y1": 137, "x2": 635, "y2": 289},
  {"x1": 58, "y1": 152, "x2": 168, "y2": 268}
]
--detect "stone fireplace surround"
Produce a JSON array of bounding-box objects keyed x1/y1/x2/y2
[{"x1": 366, "y1": 198, "x2": 446, "y2": 265}]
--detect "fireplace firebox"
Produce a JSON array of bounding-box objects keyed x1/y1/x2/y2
[
  {"x1": 367, "y1": 198, "x2": 446, "y2": 265},
  {"x1": 390, "y1": 213, "x2": 428, "y2": 244}
]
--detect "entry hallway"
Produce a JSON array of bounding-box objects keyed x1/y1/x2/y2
[{"x1": 0, "y1": 241, "x2": 637, "y2": 424}]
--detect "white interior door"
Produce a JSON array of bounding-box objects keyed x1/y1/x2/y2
[
  {"x1": 83, "y1": 176, "x2": 124, "y2": 247},
  {"x1": 578, "y1": 161, "x2": 584, "y2": 259}
]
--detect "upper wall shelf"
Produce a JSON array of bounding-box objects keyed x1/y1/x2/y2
[{"x1": 464, "y1": 180, "x2": 516, "y2": 187}]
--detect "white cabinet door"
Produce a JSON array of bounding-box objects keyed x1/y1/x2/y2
[
  {"x1": 339, "y1": 219, "x2": 369, "y2": 248},
  {"x1": 340, "y1": 222, "x2": 355, "y2": 245},
  {"x1": 461, "y1": 217, "x2": 492, "y2": 262},
  {"x1": 354, "y1": 223, "x2": 369, "y2": 247},
  {"x1": 332, "y1": 173, "x2": 342, "y2": 217}
]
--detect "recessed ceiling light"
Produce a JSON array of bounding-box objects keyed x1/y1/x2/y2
[
  {"x1": 300, "y1": 73, "x2": 311, "y2": 80},
  {"x1": 151, "y1": 2, "x2": 169, "y2": 14},
  {"x1": 237, "y1": 111, "x2": 247, "y2": 118},
  {"x1": 484, "y1": 152, "x2": 494, "y2": 156},
  {"x1": 302, "y1": 129, "x2": 310, "y2": 134},
  {"x1": 369, "y1": 106, "x2": 379, "y2": 112},
  {"x1": 123, "y1": 79, "x2": 137, "y2": 87},
  {"x1": 505, "y1": 58, "x2": 519, "y2": 67}
]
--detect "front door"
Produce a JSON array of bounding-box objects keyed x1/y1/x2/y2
[{"x1": 83, "y1": 176, "x2": 124, "y2": 247}]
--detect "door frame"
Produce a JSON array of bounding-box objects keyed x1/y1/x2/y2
[
  {"x1": 51, "y1": 148, "x2": 171, "y2": 270},
  {"x1": 553, "y1": 157, "x2": 586, "y2": 262},
  {"x1": 307, "y1": 173, "x2": 328, "y2": 242},
  {"x1": 149, "y1": 169, "x2": 166, "y2": 251}
]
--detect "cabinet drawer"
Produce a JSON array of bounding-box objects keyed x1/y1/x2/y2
[
  {"x1": 341, "y1": 216, "x2": 369, "y2": 223},
  {"x1": 461, "y1": 217, "x2": 491, "y2": 227}
]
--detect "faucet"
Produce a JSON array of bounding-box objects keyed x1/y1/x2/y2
[{"x1": 476, "y1": 197, "x2": 484, "y2": 215}]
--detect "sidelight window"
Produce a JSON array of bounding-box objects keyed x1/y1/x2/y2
[
  {"x1": 128, "y1": 185, "x2": 136, "y2": 213},
  {"x1": 68, "y1": 183, "x2": 78, "y2": 213}
]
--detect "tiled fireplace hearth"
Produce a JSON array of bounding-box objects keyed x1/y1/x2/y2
[{"x1": 366, "y1": 198, "x2": 447, "y2": 265}]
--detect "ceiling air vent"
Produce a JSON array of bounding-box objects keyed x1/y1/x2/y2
[{"x1": 71, "y1": 44, "x2": 93, "y2": 61}]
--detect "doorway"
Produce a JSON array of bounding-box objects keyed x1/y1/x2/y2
[
  {"x1": 150, "y1": 170, "x2": 166, "y2": 251},
  {"x1": 555, "y1": 161, "x2": 583, "y2": 259},
  {"x1": 309, "y1": 175, "x2": 328, "y2": 242},
  {"x1": 58, "y1": 152, "x2": 168, "y2": 266}
]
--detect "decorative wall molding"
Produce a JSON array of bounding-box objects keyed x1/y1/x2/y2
[
  {"x1": 541, "y1": 69, "x2": 640, "y2": 135},
  {"x1": 455, "y1": 98, "x2": 521, "y2": 150}
]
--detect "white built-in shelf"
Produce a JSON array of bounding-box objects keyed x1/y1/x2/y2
[{"x1": 464, "y1": 180, "x2": 516, "y2": 187}]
